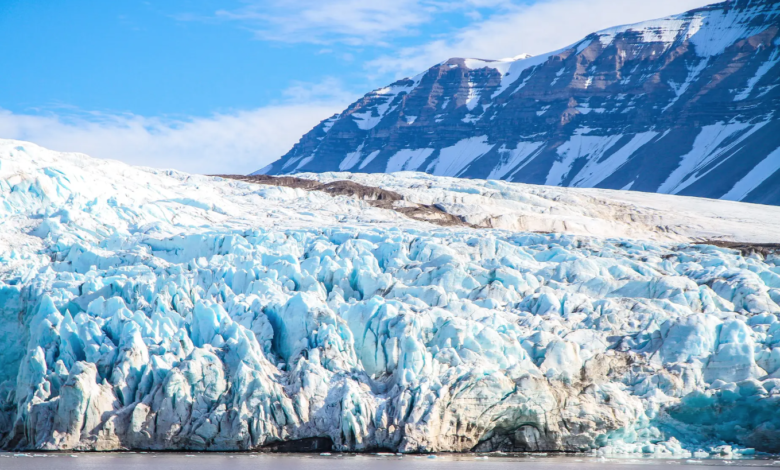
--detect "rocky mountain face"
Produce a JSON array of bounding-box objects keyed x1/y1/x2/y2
[{"x1": 257, "y1": 0, "x2": 780, "y2": 205}]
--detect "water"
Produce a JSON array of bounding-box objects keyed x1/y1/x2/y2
[{"x1": 1, "y1": 453, "x2": 778, "y2": 470}]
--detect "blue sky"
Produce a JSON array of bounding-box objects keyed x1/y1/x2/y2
[{"x1": 0, "y1": 0, "x2": 713, "y2": 174}]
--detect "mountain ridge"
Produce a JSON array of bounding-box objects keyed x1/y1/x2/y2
[{"x1": 256, "y1": 0, "x2": 780, "y2": 205}]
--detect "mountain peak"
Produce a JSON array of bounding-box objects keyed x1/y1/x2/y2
[{"x1": 257, "y1": 0, "x2": 780, "y2": 205}]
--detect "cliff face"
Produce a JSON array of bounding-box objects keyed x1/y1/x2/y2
[
  {"x1": 258, "y1": 0, "x2": 780, "y2": 205},
  {"x1": 5, "y1": 140, "x2": 780, "y2": 455}
]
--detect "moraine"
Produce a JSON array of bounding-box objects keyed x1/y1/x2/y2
[{"x1": 258, "y1": 0, "x2": 780, "y2": 206}]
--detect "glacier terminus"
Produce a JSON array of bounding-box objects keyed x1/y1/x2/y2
[{"x1": 2, "y1": 139, "x2": 780, "y2": 457}]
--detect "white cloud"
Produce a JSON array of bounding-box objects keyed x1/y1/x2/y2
[
  {"x1": 0, "y1": 81, "x2": 355, "y2": 175},
  {"x1": 282, "y1": 77, "x2": 357, "y2": 102},
  {"x1": 367, "y1": 0, "x2": 716, "y2": 77},
  {"x1": 4, "y1": 0, "x2": 722, "y2": 176},
  {"x1": 216, "y1": 0, "x2": 435, "y2": 45},
  {"x1": 214, "y1": 0, "x2": 512, "y2": 45}
]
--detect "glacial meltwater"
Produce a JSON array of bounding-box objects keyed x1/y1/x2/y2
[{"x1": 1, "y1": 453, "x2": 778, "y2": 470}]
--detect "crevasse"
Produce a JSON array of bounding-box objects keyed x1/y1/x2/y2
[{"x1": 1, "y1": 140, "x2": 780, "y2": 456}]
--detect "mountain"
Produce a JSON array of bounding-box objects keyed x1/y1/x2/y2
[
  {"x1": 5, "y1": 139, "x2": 780, "y2": 454},
  {"x1": 256, "y1": 0, "x2": 780, "y2": 205}
]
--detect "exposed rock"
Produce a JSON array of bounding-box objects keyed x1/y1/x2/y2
[
  {"x1": 4, "y1": 139, "x2": 780, "y2": 457},
  {"x1": 215, "y1": 174, "x2": 470, "y2": 228},
  {"x1": 258, "y1": 0, "x2": 780, "y2": 206}
]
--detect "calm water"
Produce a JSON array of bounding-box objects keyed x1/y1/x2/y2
[{"x1": 1, "y1": 453, "x2": 778, "y2": 470}]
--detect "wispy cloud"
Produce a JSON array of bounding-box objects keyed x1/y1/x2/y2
[
  {"x1": 216, "y1": 0, "x2": 433, "y2": 46},
  {"x1": 367, "y1": 0, "x2": 715, "y2": 77},
  {"x1": 213, "y1": 0, "x2": 512, "y2": 46},
  {"x1": 281, "y1": 77, "x2": 357, "y2": 102},
  {"x1": 0, "y1": 80, "x2": 356, "y2": 175},
  {"x1": 195, "y1": 0, "x2": 716, "y2": 76}
]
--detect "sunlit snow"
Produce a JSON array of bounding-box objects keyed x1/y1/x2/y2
[{"x1": 3, "y1": 140, "x2": 780, "y2": 455}]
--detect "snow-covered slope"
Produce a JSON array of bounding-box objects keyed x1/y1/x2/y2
[
  {"x1": 4, "y1": 140, "x2": 780, "y2": 455},
  {"x1": 299, "y1": 171, "x2": 780, "y2": 244},
  {"x1": 258, "y1": 0, "x2": 780, "y2": 206}
]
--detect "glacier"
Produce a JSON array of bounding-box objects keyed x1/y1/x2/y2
[
  {"x1": 2, "y1": 139, "x2": 780, "y2": 456},
  {"x1": 257, "y1": 0, "x2": 780, "y2": 206}
]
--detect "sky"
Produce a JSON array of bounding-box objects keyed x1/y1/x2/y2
[{"x1": 0, "y1": 0, "x2": 716, "y2": 175}]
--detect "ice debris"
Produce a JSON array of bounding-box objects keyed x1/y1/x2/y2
[{"x1": 1, "y1": 140, "x2": 780, "y2": 455}]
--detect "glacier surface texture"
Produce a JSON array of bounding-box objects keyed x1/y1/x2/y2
[{"x1": 2, "y1": 140, "x2": 780, "y2": 456}]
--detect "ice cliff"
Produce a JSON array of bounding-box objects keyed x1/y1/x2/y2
[{"x1": 2, "y1": 139, "x2": 780, "y2": 456}]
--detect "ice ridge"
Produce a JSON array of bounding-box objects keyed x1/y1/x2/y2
[{"x1": 2, "y1": 140, "x2": 780, "y2": 456}]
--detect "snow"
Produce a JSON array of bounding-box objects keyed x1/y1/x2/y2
[
  {"x1": 575, "y1": 103, "x2": 603, "y2": 114},
  {"x1": 304, "y1": 171, "x2": 780, "y2": 244},
  {"x1": 385, "y1": 148, "x2": 435, "y2": 173},
  {"x1": 293, "y1": 156, "x2": 314, "y2": 172},
  {"x1": 321, "y1": 116, "x2": 338, "y2": 134},
  {"x1": 252, "y1": 163, "x2": 273, "y2": 176},
  {"x1": 490, "y1": 50, "x2": 565, "y2": 99},
  {"x1": 5, "y1": 139, "x2": 780, "y2": 455},
  {"x1": 462, "y1": 55, "x2": 533, "y2": 79},
  {"x1": 596, "y1": 18, "x2": 694, "y2": 50},
  {"x1": 663, "y1": 59, "x2": 710, "y2": 112},
  {"x1": 487, "y1": 142, "x2": 545, "y2": 180},
  {"x1": 295, "y1": 0, "x2": 780, "y2": 184},
  {"x1": 339, "y1": 144, "x2": 365, "y2": 171},
  {"x1": 722, "y1": 146, "x2": 780, "y2": 201},
  {"x1": 550, "y1": 66, "x2": 567, "y2": 87},
  {"x1": 735, "y1": 47, "x2": 780, "y2": 101},
  {"x1": 667, "y1": 59, "x2": 709, "y2": 96},
  {"x1": 592, "y1": 2, "x2": 780, "y2": 59},
  {"x1": 358, "y1": 150, "x2": 381, "y2": 170},
  {"x1": 426, "y1": 136, "x2": 494, "y2": 177},
  {"x1": 464, "y1": 79, "x2": 482, "y2": 112},
  {"x1": 576, "y1": 39, "x2": 593, "y2": 55},
  {"x1": 658, "y1": 120, "x2": 769, "y2": 195},
  {"x1": 570, "y1": 132, "x2": 659, "y2": 188},
  {"x1": 352, "y1": 110, "x2": 391, "y2": 131},
  {"x1": 545, "y1": 131, "x2": 625, "y2": 186},
  {"x1": 463, "y1": 58, "x2": 513, "y2": 77},
  {"x1": 281, "y1": 155, "x2": 304, "y2": 171},
  {"x1": 351, "y1": 82, "x2": 417, "y2": 131},
  {"x1": 687, "y1": 4, "x2": 779, "y2": 58},
  {"x1": 459, "y1": 59, "x2": 513, "y2": 113},
  {"x1": 639, "y1": 19, "x2": 690, "y2": 47}
]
